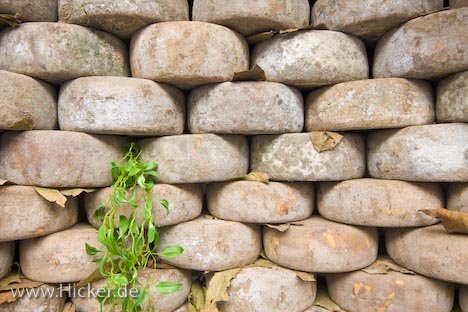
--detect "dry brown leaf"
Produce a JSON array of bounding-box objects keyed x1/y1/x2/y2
[
  {"x1": 74, "y1": 268, "x2": 102, "y2": 288},
  {"x1": 7, "y1": 117, "x2": 33, "y2": 130},
  {"x1": 0, "y1": 13, "x2": 21, "y2": 28},
  {"x1": 362, "y1": 257, "x2": 415, "y2": 275},
  {"x1": 265, "y1": 222, "x2": 303, "y2": 232},
  {"x1": 0, "y1": 274, "x2": 43, "y2": 292},
  {"x1": 62, "y1": 302, "x2": 76, "y2": 312},
  {"x1": 0, "y1": 273, "x2": 21, "y2": 289},
  {"x1": 203, "y1": 268, "x2": 241, "y2": 312},
  {"x1": 313, "y1": 287, "x2": 341, "y2": 312},
  {"x1": 246, "y1": 24, "x2": 315, "y2": 45},
  {"x1": 242, "y1": 172, "x2": 269, "y2": 183},
  {"x1": 0, "y1": 291, "x2": 18, "y2": 305},
  {"x1": 60, "y1": 188, "x2": 95, "y2": 197},
  {"x1": 34, "y1": 187, "x2": 67, "y2": 207},
  {"x1": 310, "y1": 131, "x2": 344, "y2": 152},
  {"x1": 419, "y1": 208, "x2": 468, "y2": 234},
  {"x1": 245, "y1": 259, "x2": 315, "y2": 282},
  {"x1": 188, "y1": 281, "x2": 205, "y2": 312},
  {"x1": 293, "y1": 271, "x2": 316, "y2": 282},
  {"x1": 231, "y1": 65, "x2": 266, "y2": 81},
  {"x1": 203, "y1": 214, "x2": 221, "y2": 220},
  {"x1": 265, "y1": 223, "x2": 291, "y2": 232}
]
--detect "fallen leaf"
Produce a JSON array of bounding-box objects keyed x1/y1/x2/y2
[
  {"x1": 0, "y1": 273, "x2": 43, "y2": 292},
  {"x1": 0, "y1": 273, "x2": 21, "y2": 289},
  {"x1": 246, "y1": 31, "x2": 275, "y2": 45},
  {"x1": 203, "y1": 214, "x2": 221, "y2": 221},
  {"x1": 62, "y1": 302, "x2": 76, "y2": 312},
  {"x1": 246, "y1": 24, "x2": 315, "y2": 45},
  {"x1": 7, "y1": 117, "x2": 33, "y2": 130},
  {"x1": 310, "y1": 131, "x2": 344, "y2": 152},
  {"x1": 313, "y1": 286, "x2": 341, "y2": 312},
  {"x1": 245, "y1": 259, "x2": 315, "y2": 282},
  {"x1": 229, "y1": 172, "x2": 269, "y2": 184},
  {"x1": 265, "y1": 223, "x2": 291, "y2": 232},
  {"x1": 33, "y1": 187, "x2": 67, "y2": 208},
  {"x1": 0, "y1": 291, "x2": 17, "y2": 305},
  {"x1": 0, "y1": 13, "x2": 21, "y2": 28},
  {"x1": 362, "y1": 257, "x2": 415, "y2": 275},
  {"x1": 231, "y1": 65, "x2": 266, "y2": 81},
  {"x1": 419, "y1": 208, "x2": 468, "y2": 234},
  {"x1": 74, "y1": 268, "x2": 102, "y2": 289},
  {"x1": 265, "y1": 222, "x2": 303, "y2": 232},
  {"x1": 242, "y1": 172, "x2": 269, "y2": 183},
  {"x1": 203, "y1": 268, "x2": 241, "y2": 312},
  {"x1": 293, "y1": 271, "x2": 316, "y2": 282},
  {"x1": 188, "y1": 281, "x2": 205, "y2": 312},
  {"x1": 60, "y1": 188, "x2": 95, "y2": 197}
]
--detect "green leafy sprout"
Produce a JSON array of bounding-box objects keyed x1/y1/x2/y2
[{"x1": 86, "y1": 143, "x2": 184, "y2": 311}]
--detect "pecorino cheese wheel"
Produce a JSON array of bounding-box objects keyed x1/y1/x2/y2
[
  {"x1": 85, "y1": 184, "x2": 203, "y2": 228},
  {"x1": 188, "y1": 81, "x2": 304, "y2": 135},
  {"x1": 0, "y1": 70, "x2": 57, "y2": 130},
  {"x1": 0, "y1": 0, "x2": 58, "y2": 22},
  {"x1": 326, "y1": 262, "x2": 455, "y2": 312},
  {"x1": 367, "y1": 123, "x2": 468, "y2": 182},
  {"x1": 192, "y1": 0, "x2": 309, "y2": 36},
  {"x1": 130, "y1": 21, "x2": 248, "y2": 89},
  {"x1": 311, "y1": 0, "x2": 443, "y2": 40},
  {"x1": 158, "y1": 216, "x2": 261, "y2": 271},
  {"x1": 461, "y1": 286, "x2": 468, "y2": 312},
  {"x1": 207, "y1": 181, "x2": 314, "y2": 223},
  {"x1": 305, "y1": 78, "x2": 434, "y2": 131},
  {"x1": 437, "y1": 70, "x2": 468, "y2": 123},
  {"x1": 0, "y1": 241, "x2": 14, "y2": 279},
  {"x1": 0, "y1": 285, "x2": 66, "y2": 312},
  {"x1": 318, "y1": 179, "x2": 442, "y2": 227},
  {"x1": 0, "y1": 130, "x2": 128, "y2": 187},
  {"x1": 447, "y1": 183, "x2": 468, "y2": 213},
  {"x1": 58, "y1": 76, "x2": 185, "y2": 136},
  {"x1": 251, "y1": 30, "x2": 368, "y2": 88},
  {"x1": 0, "y1": 185, "x2": 78, "y2": 242},
  {"x1": 58, "y1": 0, "x2": 189, "y2": 39},
  {"x1": 386, "y1": 224, "x2": 468, "y2": 284},
  {"x1": 72, "y1": 269, "x2": 191, "y2": 312},
  {"x1": 139, "y1": 134, "x2": 248, "y2": 184},
  {"x1": 0, "y1": 22, "x2": 129, "y2": 83},
  {"x1": 20, "y1": 224, "x2": 101, "y2": 283},
  {"x1": 263, "y1": 217, "x2": 378, "y2": 273},
  {"x1": 251, "y1": 133, "x2": 365, "y2": 181},
  {"x1": 373, "y1": 8, "x2": 468, "y2": 79},
  {"x1": 451, "y1": 0, "x2": 468, "y2": 8},
  {"x1": 216, "y1": 266, "x2": 316, "y2": 312}
]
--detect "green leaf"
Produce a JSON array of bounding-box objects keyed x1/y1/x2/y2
[
  {"x1": 158, "y1": 246, "x2": 184, "y2": 259},
  {"x1": 143, "y1": 200, "x2": 152, "y2": 220},
  {"x1": 148, "y1": 222, "x2": 157, "y2": 244},
  {"x1": 155, "y1": 282, "x2": 182, "y2": 295},
  {"x1": 159, "y1": 199, "x2": 170, "y2": 215},
  {"x1": 111, "y1": 161, "x2": 121, "y2": 182},
  {"x1": 144, "y1": 162, "x2": 158, "y2": 171},
  {"x1": 133, "y1": 288, "x2": 146, "y2": 307},
  {"x1": 85, "y1": 243, "x2": 100, "y2": 256},
  {"x1": 119, "y1": 216, "x2": 129, "y2": 235},
  {"x1": 93, "y1": 203, "x2": 106, "y2": 220},
  {"x1": 111, "y1": 274, "x2": 128, "y2": 287}
]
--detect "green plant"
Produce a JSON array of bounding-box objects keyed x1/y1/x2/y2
[{"x1": 86, "y1": 143, "x2": 183, "y2": 312}]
